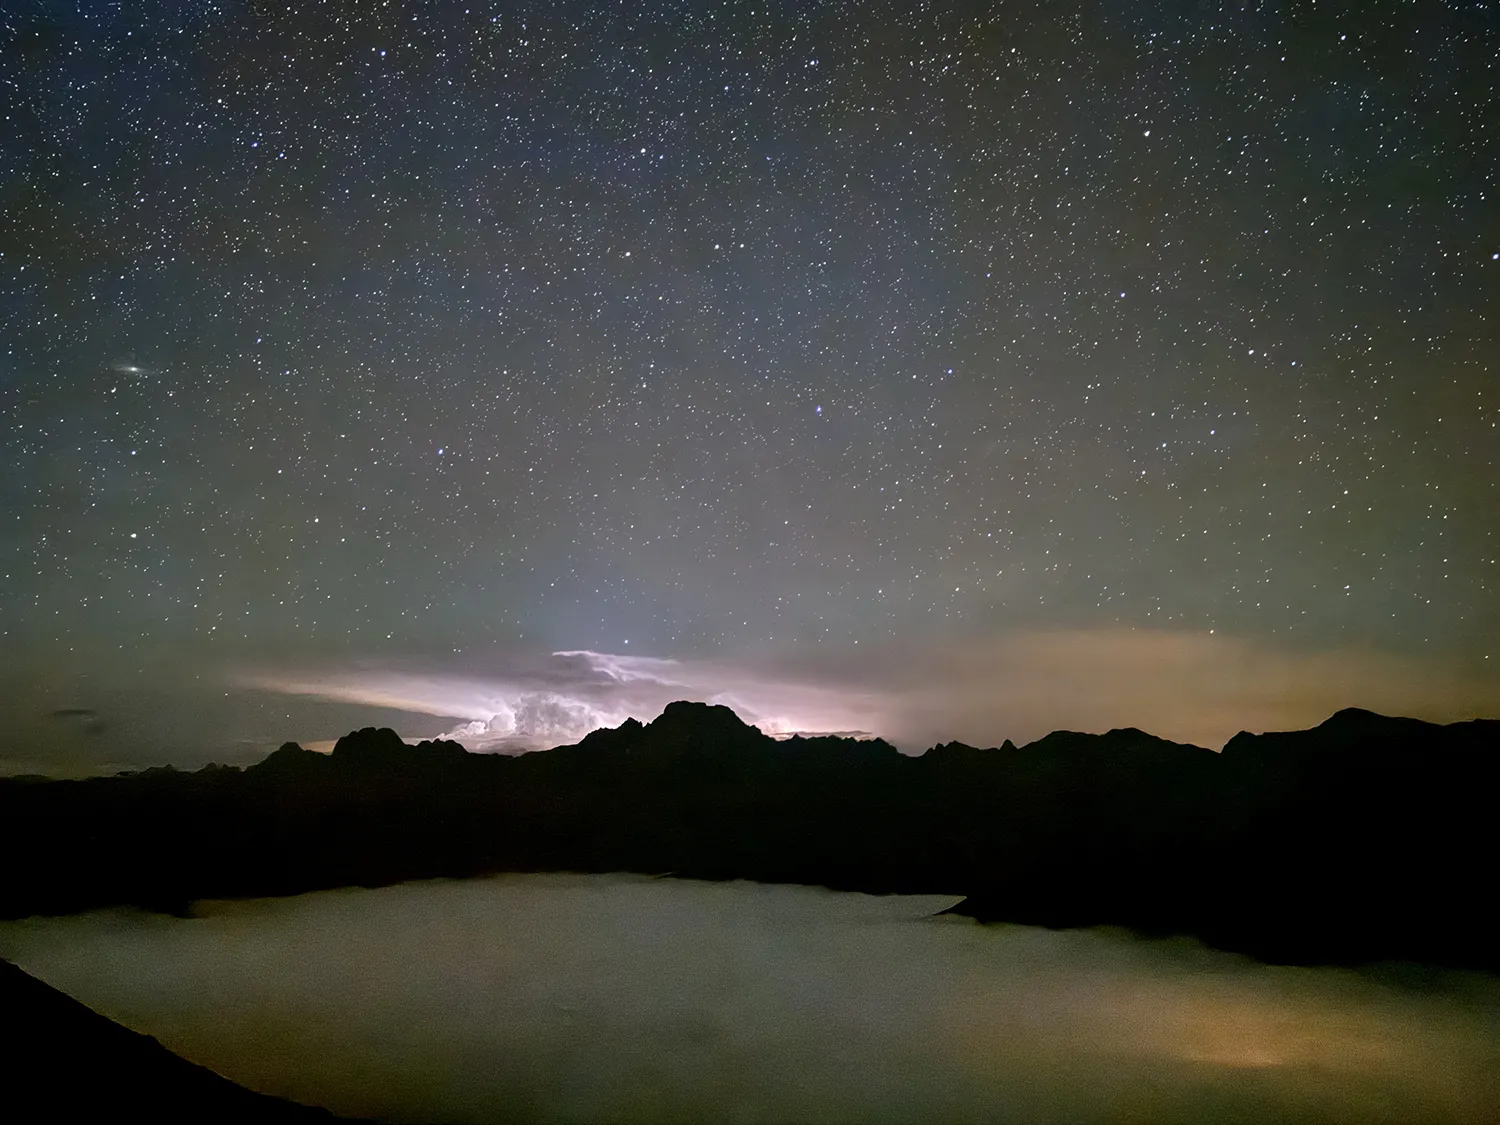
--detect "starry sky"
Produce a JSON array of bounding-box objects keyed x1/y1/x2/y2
[{"x1": 3, "y1": 0, "x2": 1498, "y2": 772}]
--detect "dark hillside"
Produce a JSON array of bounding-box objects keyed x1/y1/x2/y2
[{"x1": 2, "y1": 701, "x2": 1496, "y2": 970}]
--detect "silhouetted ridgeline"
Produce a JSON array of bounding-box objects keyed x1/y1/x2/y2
[
  {"x1": 2, "y1": 703, "x2": 1496, "y2": 970},
  {"x1": 0, "y1": 957, "x2": 368, "y2": 1122}
]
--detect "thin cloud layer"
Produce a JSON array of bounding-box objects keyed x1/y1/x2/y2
[
  {"x1": 12, "y1": 628, "x2": 1489, "y2": 775},
  {"x1": 853, "y1": 629, "x2": 1500, "y2": 749},
  {"x1": 240, "y1": 648, "x2": 885, "y2": 751},
  {"x1": 2, "y1": 875, "x2": 1496, "y2": 1124},
  {"x1": 239, "y1": 629, "x2": 1500, "y2": 754}
]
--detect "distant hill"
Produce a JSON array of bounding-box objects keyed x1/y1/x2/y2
[
  {"x1": 1, "y1": 700, "x2": 1496, "y2": 970},
  {"x1": 0, "y1": 958, "x2": 368, "y2": 1123}
]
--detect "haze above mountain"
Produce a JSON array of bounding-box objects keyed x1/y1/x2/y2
[{"x1": 11, "y1": 632, "x2": 1500, "y2": 778}]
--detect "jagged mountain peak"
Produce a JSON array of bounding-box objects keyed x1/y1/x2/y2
[{"x1": 644, "y1": 700, "x2": 765, "y2": 743}]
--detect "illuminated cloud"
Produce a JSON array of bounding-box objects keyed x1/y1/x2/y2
[
  {"x1": 236, "y1": 630, "x2": 1500, "y2": 755},
  {"x1": 237, "y1": 649, "x2": 884, "y2": 751}
]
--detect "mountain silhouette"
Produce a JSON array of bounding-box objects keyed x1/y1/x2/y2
[
  {"x1": 0, "y1": 958, "x2": 368, "y2": 1122},
  {"x1": 1, "y1": 703, "x2": 1496, "y2": 970}
]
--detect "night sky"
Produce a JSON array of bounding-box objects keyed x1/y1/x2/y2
[{"x1": 3, "y1": 0, "x2": 1498, "y2": 772}]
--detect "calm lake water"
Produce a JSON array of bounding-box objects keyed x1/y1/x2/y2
[{"x1": 2, "y1": 873, "x2": 1498, "y2": 1124}]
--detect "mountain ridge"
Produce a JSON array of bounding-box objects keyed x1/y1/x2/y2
[{"x1": 2, "y1": 702, "x2": 1496, "y2": 971}]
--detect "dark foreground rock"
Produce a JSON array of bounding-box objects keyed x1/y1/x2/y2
[
  {"x1": 2, "y1": 701, "x2": 1496, "y2": 971},
  {"x1": 0, "y1": 958, "x2": 370, "y2": 1123}
]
